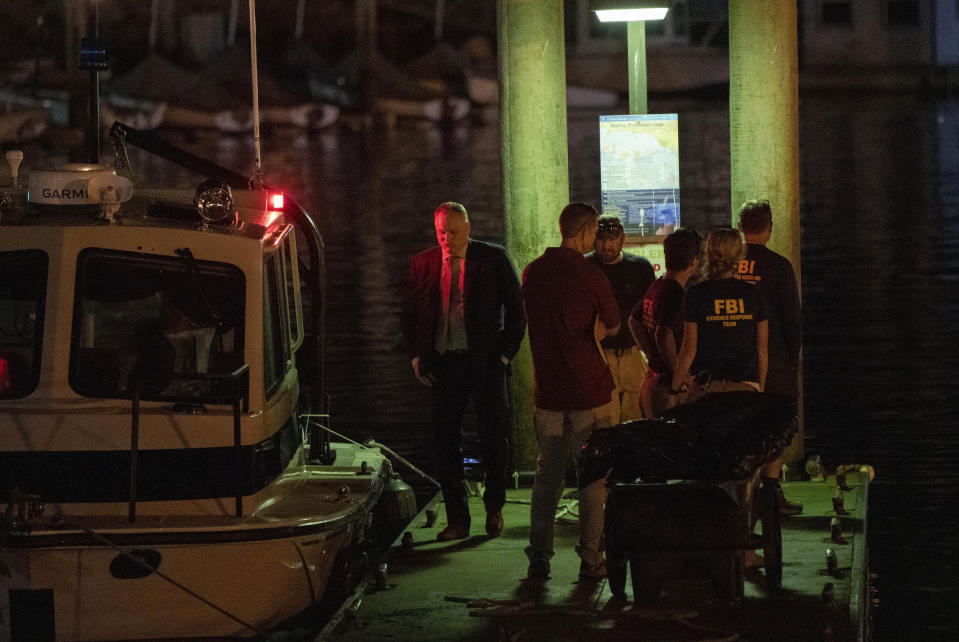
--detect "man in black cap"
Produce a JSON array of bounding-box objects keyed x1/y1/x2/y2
[{"x1": 586, "y1": 214, "x2": 656, "y2": 423}]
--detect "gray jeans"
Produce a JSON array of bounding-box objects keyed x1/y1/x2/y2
[{"x1": 526, "y1": 401, "x2": 616, "y2": 567}]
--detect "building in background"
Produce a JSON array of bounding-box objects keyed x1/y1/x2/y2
[{"x1": 800, "y1": 0, "x2": 933, "y2": 66}]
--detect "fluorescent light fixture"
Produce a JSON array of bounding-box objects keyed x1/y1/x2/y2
[
  {"x1": 590, "y1": 0, "x2": 671, "y2": 22},
  {"x1": 595, "y1": 9, "x2": 668, "y2": 21}
]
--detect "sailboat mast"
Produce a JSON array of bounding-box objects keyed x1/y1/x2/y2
[
  {"x1": 248, "y1": 0, "x2": 264, "y2": 189},
  {"x1": 295, "y1": 0, "x2": 306, "y2": 40}
]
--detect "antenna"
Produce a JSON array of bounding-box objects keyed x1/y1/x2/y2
[
  {"x1": 248, "y1": 0, "x2": 264, "y2": 189},
  {"x1": 80, "y1": 0, "x2": 108, "y2": 164}
]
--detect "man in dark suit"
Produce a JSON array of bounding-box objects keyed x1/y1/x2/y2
[{"x1": 402, "y1": 202, "x2": 526, "y2": 541}]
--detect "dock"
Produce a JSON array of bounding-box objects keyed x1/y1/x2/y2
[{"x1": 322, "y1": 472, "x2": 871, "y2": 641}]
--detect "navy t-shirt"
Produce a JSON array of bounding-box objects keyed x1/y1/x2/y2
[
  {"x1": 682, "y1": 277, "x2": 767, "y2": 382},
  {"x1": 587, "y1": 253, "x2": 655, "y2": 350},
  {"x1": 736, "y1": 244, "x2": 802, "y2": 365}
]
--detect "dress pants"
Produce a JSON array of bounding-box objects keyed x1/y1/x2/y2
[
  {"x1": 603, "y1": 346, "x2": 648, "y2": 423},
  {"x1": 431, "y1": 351, "x2": 509, "y2": 528}
]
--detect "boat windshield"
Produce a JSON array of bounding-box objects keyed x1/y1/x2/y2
[
  {"x1": 69, "y1": 249, "x2": 246, "y2": 403},
  {"x1": 0, "y1": 250, "x2": 48, "y2": 399}
]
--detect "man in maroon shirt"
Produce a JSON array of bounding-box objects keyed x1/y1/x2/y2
[{"x1": 521, "y1": 202, "x2": 620, "y2": 580}]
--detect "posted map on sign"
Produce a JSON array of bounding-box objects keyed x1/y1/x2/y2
[{"x1": 599, "y1": 114, "x2": 680, "y2": 236}]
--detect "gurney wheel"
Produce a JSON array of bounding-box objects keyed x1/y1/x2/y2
[
  {"x1": 608, "y1": 558, "x2": 628, "y2": 596},
  {"x1": 760, "y1": 483, "x2": 783, "y2": 593},
  {"x1": 604, "y1": 496, "x2": 628, "y2": 596},
  {"x1": 630, "y1": 558, "x2": 664, "y2": 601}
]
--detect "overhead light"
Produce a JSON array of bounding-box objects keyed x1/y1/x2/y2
[{"x1": 590, "y1": 0, "x2": 671, "y2": 22}]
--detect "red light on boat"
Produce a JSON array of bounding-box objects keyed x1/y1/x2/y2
[
  {"x1": 270, "y1": 193, "x2": 285, "y2": 210},
  {"x1": 0, "y1": 357, "x2": 10, "y2": 392}
]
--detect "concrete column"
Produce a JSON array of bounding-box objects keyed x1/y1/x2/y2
[
  {"x1": 627, "y1": 21, "x2": 648, "y2": 115},
  {"x1": 728, "y1": 0, "x2": 804, "y2": 463},
  {"x1": 497, "y1": 0, "x2": 569, "y2": 470}
]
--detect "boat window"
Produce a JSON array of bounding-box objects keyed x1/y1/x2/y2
[
  {"x1": 281, "y1": 231, "x2": 303, "y2": 352},
  {"x1": 0, "y1": 250, "x2": 48, "y2": 399},
  {"x1": 69, "y1": 249, "x2": 245, "y2": 403},
  {"x1": 263, "y1": 252, "x2": 291, "y2": 398}
]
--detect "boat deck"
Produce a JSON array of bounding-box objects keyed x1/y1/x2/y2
[{"x1": 324, "y1": 474, "x2": 870, "y2": 641}]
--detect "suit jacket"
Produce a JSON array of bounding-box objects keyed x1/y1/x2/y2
[{"x1": 402, "y1": 239, "x2": 526, "y2": 375}]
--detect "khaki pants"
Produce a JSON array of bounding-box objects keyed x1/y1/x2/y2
[
  {"x1": 527, "y1": 401, "x2": 616, "y2": 567},
  {"x1": 640, "y1": 370, "x2": 672, "y2": 418},
  {"x1": 603, "y1": 347, "x2": 649, "y2": 423}
]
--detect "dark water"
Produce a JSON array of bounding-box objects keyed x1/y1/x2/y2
[{"x1": 99, "y1": 90, "x2": 958, "y2": 639}]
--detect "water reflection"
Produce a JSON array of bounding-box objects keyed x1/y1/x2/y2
[{"x1": 799, "y1": 92, "x2": 959, "y2": 638}]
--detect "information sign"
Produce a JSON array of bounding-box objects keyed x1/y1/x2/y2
[{"x1": 599, "y1": 114, "x2": 680, "y2": 236}]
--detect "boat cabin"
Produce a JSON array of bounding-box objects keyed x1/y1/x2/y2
[{"x1": 0, "y1": 168, "x2": 309, "y2": 509}]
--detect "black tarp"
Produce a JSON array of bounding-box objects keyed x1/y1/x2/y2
[{"x1": 580, "y1": 392, "x2": 798, "y2": 486}]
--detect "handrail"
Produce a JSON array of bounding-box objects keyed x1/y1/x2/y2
[
  {"x1": 127, "y1": 364, "x2": 250, "y2": 523},
  {"x1": 109, "y1": 122, "x2": 251, "y2": 189}
]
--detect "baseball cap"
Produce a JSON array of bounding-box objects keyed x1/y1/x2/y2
[{"x1": 596, "y1": 215, "x2": 624, "y2": 239}]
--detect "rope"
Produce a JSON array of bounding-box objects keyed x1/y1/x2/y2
[
  {"x1": 73, "y1": 525, "x2": 271, "y2": 639},
  {"x1": 299, "y1": 418, "x2": 442, "y2": 488}
]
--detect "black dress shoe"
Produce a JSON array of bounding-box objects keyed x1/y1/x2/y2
[
  {"x1": 436, "y1": 524, "x2": 469, "y2": 541},
  {"x1": 527, "y1": 558, "x2": 550, "y2": 579},
  {"x1": 485, "y1": 510, "x2": 503, "y2": 536}
]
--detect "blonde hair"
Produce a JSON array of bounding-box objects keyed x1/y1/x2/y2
[{"x1": 705, "y1": 227, "x2": 744, "y2": 279}]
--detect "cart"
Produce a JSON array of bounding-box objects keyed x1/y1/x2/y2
[
  {"x1": 604, "y1": 471, "x2": 782, "y2": 600},
  {"x1": 578, "y1": 392, "x2": 795, "y2": 601}
]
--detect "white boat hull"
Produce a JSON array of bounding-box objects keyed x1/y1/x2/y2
[
  {"x1": 1, "y1": 444, "x2": 391, "y2": 641},
  {"x1": 0, "y1": 109, "x2": 47, "y2": 143},
  {"x1": 4, "y1": 532, "x2": 346, "y2": 639}
]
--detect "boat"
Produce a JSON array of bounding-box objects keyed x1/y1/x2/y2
[
  {"x1": 465, "y1": 72, "x2": 621, "y2": 109},
  {"x1": 401, "y1": 38, "x2": 620, "y2": 110},
  {"x1": 105, "y1": 52, "x2": 339, "y2": 133},
  {"x1": 0, "y1": 130, "x2": 414, "y2": 642},
  {"x1": 0, "y1": 129, "x2": 415, "y2": 641},
  {"x1": 0, "y1": 108, "x2": 47, "y2": 144},
  {"x1": 99, "y1": 96, "x2": 166, "y2": 132},
  {"x1": 0, "y1": 5, "x2": 415, "y2": 639},
  {"x1": 357, "y1": 51, "x2": 472, "y2": 125}
]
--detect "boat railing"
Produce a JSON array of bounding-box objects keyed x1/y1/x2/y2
[{"x1": 127, "y1": 364, "x2": 250, "y2": 523}]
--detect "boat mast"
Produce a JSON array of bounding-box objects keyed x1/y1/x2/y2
[
  {"x1": 295, "y1": 0, "x2": 306, "y2": 40},
  {"x1": 248, "y1": 0, "x2": 264, "y2": 189}
]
